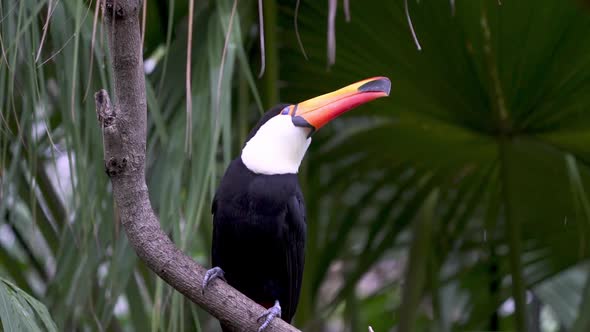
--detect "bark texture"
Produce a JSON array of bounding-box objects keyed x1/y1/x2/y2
[{"x1": 95, "y1": 1, "x2": 300, "y2": 331}]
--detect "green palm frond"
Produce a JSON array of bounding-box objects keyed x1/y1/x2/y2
[
  {"x1": 3, "y1": 0, "x2": 590, "y2": 330},
  {"x1": 1, "y1": 0, "x2": 260, "y2": 330},
  {"x1": 278, "y1": 0, "x2": 590, "y2": 330}
]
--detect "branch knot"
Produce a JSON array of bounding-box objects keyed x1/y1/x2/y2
[
  {"x1": 105, "y1": 157, "x2": 128, "y2": 177},
  {"x1": 95, "y1": 89, "x2": 116, "y2": 128}
]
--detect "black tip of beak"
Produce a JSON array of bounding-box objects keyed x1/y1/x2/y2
[{"x1": 358, "y1": 77, "x2": 391, "y2": 96}]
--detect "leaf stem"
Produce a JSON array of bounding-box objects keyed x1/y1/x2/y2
[{"x1": 500, "y1": 141, "x2": 528, "y2": 332}]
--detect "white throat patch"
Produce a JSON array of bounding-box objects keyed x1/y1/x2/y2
[{"x1": 241, "y1": 115, "x2": 312, "y2": 175}]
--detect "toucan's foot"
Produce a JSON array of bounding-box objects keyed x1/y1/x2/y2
[
  {"x1": 257, "y1": 300, "x2": 281, "y2": 332},
  {"x1": 202, "y1": 266, "x2": 225, "y2": 295}
]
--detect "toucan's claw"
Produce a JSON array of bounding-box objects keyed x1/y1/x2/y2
[
  {"x1": 257, "y1": 300, "x2": 281, "y2": 332},
  {"x1": 202, "y1": 266, "x2": 225, "y2": 295}
]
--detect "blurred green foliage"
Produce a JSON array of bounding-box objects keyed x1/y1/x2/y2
[{"x1": 1, "y1": 0, "x2": 590, "y2": 331}]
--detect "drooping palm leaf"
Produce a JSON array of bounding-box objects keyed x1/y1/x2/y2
[
  {"x1": 0, "y1": 0, "x2": 259, "y2": 330},
  {"x1": 277, "y1": 0, "x2": 590, "y2": 330}
]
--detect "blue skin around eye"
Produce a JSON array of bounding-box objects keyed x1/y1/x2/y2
[{"x1": 281, "y1": 107, "x2": 290, "y2": 115}]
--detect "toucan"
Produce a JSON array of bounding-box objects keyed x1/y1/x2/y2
[{"x1": 202, "y1": 77, "x2": 391, "y2": 331}]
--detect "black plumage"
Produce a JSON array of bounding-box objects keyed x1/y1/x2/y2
[{"x1": 211, "y1": 105, "x2": 306, "y2": 330}]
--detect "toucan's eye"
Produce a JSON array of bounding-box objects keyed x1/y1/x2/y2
[{"x1": 281, "y1": 106, "x2": 290, "y2": 115}]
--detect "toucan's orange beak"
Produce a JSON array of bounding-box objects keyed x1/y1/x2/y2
[{"x1": 286, "y1": 76, "x2": 391, "y2": 133}]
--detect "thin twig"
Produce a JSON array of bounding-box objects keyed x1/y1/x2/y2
[
  {"x1": 185, "y1": 0, "x2": 195, "y2": 156},
  {"x1": 257, "y1": 0, "x2": 266, "y2": 77},
  {"x1": 404, "y1": 0, "x2": 422, "y2": 51},
  {"x1": 0, "y1": 0, "x2": 19, "y2": 25},
  {"x1": 100, "y1": 0, "x2": 105, "y2": 56},
  {"x1": 38, "y1": 33, "x2": 77, "y2": 67},
  {"x1": 343, "y1": 0, "x2": 351, "y2": 22},
  {"x1": 327, "y1": 0, "x2": 337, "y2": 66},
  {"x1": 38, "y1": 0, "x2": 93, "y2": 67},
  {"x1": 0, "y1": 23, "x2": 11, "y2": 71},
  {"x1": 141, "y1": 0, "x2": 147, "y2": 52},
  {"x1": 70, "y1": 1, "x2": 84, "y2": 121},
  {"x1": 82, "y1": 0, "x2": 101, "y2": 102},
  {"x1": 156, "y1": 0, "x2": 176, "y2": 96},
  {"x1": 35, "y1": 0, "x2": 57, "y2": 63},
  {"x1": 216, "y1": 0, "x2": 239, "y2": 126},
  {"x1": 294, "y1": 0, "x2": 308, "y2": 60}
]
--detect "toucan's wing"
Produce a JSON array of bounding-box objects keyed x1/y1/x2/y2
[{"x1": 282, "y1": 191, "x2": 306, "y2": 322}]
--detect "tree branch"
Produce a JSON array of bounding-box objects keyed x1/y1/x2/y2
[{"x1": 94, "y1": 1, "x2": 300, "y2": 331}]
